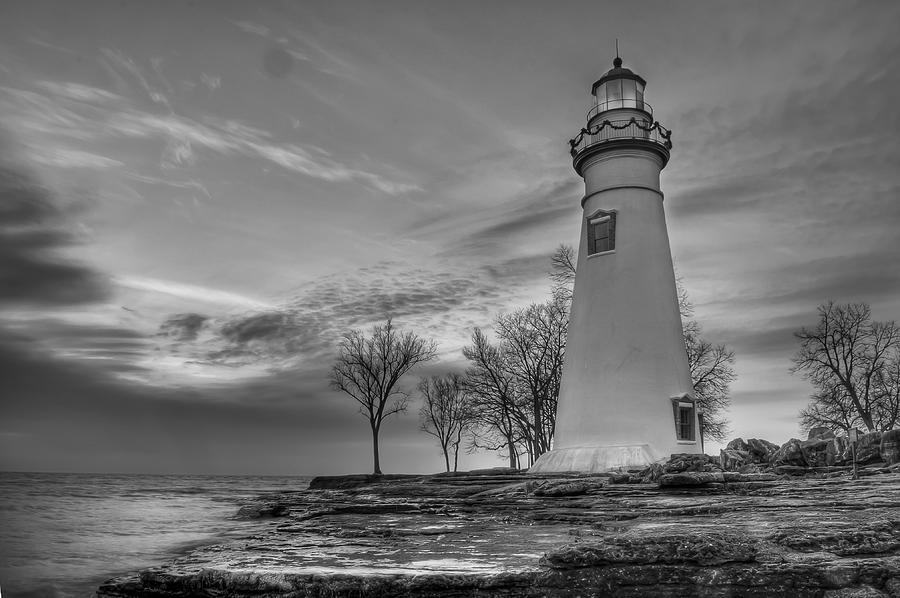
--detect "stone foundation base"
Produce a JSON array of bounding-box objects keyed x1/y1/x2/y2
[{"x1": 528, "y1": 444, "x2": 663, "y2": 473}]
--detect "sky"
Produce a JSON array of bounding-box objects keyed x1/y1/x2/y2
[{"x1": 1, "y1": 0, "x2": 899, "y2": 475}]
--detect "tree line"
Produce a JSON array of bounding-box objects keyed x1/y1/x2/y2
[{"x1": 330, "y1": 245, "x2": 740, "y2": 474}]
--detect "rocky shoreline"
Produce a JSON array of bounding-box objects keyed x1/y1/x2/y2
[{"x1": 95, "y1": 463, "x2": 900, "y2": 596}]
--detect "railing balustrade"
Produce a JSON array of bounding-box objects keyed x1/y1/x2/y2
[{"x1": 569, "y1": 118, "x2": 672, "y2": 158}]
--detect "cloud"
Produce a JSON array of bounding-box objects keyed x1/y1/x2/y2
[
  {"x1": 32, "y1": 81, "x2": 125, "y2": 105},
  {"x1": 27, "y1": 147, "x2": 124, "y2": 169},
  {"x1": 154, "y1": 258, "x2": 518, "y2": 375},
  {"x1": 416, "y1": 178, "x2": 580, "y2": 258},
  {"x1": 457, "y1": 179, "x2": 579, "y2": 250},
  {"x1": 126, "y1": 173, "x2": 211, "y2": 198},
  {"x1": 97, "y1": 110, "x2": 419, "y2": 193},
  {"x1": 4, "y1": 69, "x2": 419, "y2": 195},
  {"x1": 0, "y1": 329, "x2": 357, "y2": 474},
  {"x1": 159, "y1": 313, "x2": 209, "y2": 341},
  {"x1": 200, "y1": 73, "x2": 221, "y2": 90},
  {"x1": 100, "y1": 48, "x2": 172, "y2": 109},
  {"x1": 3, "y1": 317, "x2": 152, "y2": 373},
  {"x1": 232, "y1": 20, "x2": 271, "y2": 38},
  {"x1": 116, "y1": 275, "x2": 272, "y2": 309},
  {"x1": 0, "y1": 142, "x2": 109, "y2": 307},
  {"x1": 0, "y1": 86, "x2": 94, "y2": 139}
]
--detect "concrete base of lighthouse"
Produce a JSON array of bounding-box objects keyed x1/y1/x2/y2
[{"x1": 529, "y1": 443, "x2": 667, "y2": 473}]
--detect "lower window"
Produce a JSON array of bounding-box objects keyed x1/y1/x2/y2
[{"x1": 672, "y1": 399, "x2": 696, "y2": 441}]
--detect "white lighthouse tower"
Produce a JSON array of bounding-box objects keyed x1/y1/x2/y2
[{"x1": 531, "y1": 55, "x2": 701, "y2": 473}]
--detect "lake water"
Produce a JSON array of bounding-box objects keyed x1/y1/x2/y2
[{"x1": 0, "y1": 472, "x2": 311, "y2": 598}]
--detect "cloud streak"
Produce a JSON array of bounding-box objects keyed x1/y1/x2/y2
[{"x1": 0, "y1": 140, "x2": 109, "y2": 307}]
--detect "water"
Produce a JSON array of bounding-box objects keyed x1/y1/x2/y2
[{"x1": 0, "y1": 472, "x2": 312, "y2": 598}]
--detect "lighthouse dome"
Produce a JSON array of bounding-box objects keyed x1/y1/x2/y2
[{"x1": 592, "y1": 56, "x2": 647, "y2": 91}]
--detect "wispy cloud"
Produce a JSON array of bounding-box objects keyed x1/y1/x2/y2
[
  {"x1": 231, "y1": 20, "x2": 271, "y2": 38},
  {"x1": 100, "y1": 48, "x2": 172, "y2": 110},
  {"x1": 116, "y1": 275, "x2": 273, "y2": 310},
  {"x1": 200, "y1": 73, "x2": 221, "y2": 91},
  {"x1": 27, "y1": 146, "x2": 123, "y2": 169},
  {"x1": 4, "y1": 82, "x2": 419, "y2": 194},
  {"x1": 0, "y1": 87, "x2": 94, "y2": 139},
  {"x1": 33, "y1": 80, "x2": 125, "y2": 105},
  {"x1": 126, "y1": 172, "x2": 211, "y2": 198}
]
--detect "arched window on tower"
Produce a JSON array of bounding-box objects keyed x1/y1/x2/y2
[{"x1": 587, "y1": 209, "x2": 616, "y2": 255}]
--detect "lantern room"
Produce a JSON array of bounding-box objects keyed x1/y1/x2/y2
[{"x1": 590, "y1": 55, "x2": 649, "y2": 116}]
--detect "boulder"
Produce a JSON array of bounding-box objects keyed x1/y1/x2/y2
[
  {"x1": 726, "y1": 438, "x2": 751, "y2": 452},
  {"x1": 799, "y1": 438, "x2": 830, "y2": 468},
  {"x1": 746, "y1": 438, "x2": 779, "y2": 462},
  {"x1": 771, "y1": 438, "x2": 806, "y2": 466},
  {"x1": 807, "y1": 426, "x2": 836, "y2": 441},
  {"x1": 830, "y1": 431, "x2": 884, "y2": 465},
  {"x1": 880, "y1": 429, "x2": 900, "y2": 466},
  {"x1": 719, "y1": 449, "x2": 749, "y2": 471},
  {"x1": 827, "y1": 435, "x2": 852, "y2": 466},
  {"x1": 532, "y1": 481, "x2": 590, "y2": 497},
  {"x1": 665, "y1": 453, "x2": 718, "y2": 473},
  {"x1": 856, "y1": 431, "x2": 883, "y2": 464},
  {"x1": 737, "y1": 463, "x2": 767, "y2": 474},
  {"x1": 636, "y1": 462, "x2": 666, "y2": 482}
]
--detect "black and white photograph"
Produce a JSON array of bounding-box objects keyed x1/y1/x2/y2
[{"x1": 1, "y1": 1, "x2": 899, "y2": 596}]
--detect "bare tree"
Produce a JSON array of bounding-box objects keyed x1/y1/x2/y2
[
  {"x1": 549, "y1": 244, "x2": 576, "y2": 303},
  {"x1": 419, "y1": 373, "x2": 473, "y2": 472},
  {"x1": 799, "y1": 384, "x2": 860, "y2": 433},
  {"x1": 792, "y1": 302, "x2": 900, "y2": 433},
  {"x1": 494, "y1": 297, "x2": 567, "y2": 463},
  {"x1": 873, "y1": 358, "x2": 900, "y2": 431},
  {"x1": 684, "y1": 323, "x2": 736, "y2": 441},
  {"x1": 461, "y1": 295, "x2": 567, "y2": 467},
  {"x1": 330, "y1": 319, "x2": 437, "y2": 474},
  {"x1": 462, "y1": 328, "x2": 524, "y2": 468}
]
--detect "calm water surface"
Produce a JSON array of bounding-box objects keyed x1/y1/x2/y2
[{"x1": 0, "y1": 472, "x2": 311, "y2": 598}]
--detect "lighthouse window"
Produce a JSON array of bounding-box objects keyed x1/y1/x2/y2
[
  {"x1": 607, "y1": 78, "x2": 623, "y2": 108},
  {"x1": 622, "y1": 79, "x2": 636, "y2": 106},
  {"x1": 587, "y1": 211, "x2": 616, "y2": 255},
  {"x1": 673, "y1": 400, "x2": 696, "y2": 441}
]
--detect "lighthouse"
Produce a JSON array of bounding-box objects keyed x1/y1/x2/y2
[{"x1": 531, "y1": 56, "x2": 701, "y2": 473}]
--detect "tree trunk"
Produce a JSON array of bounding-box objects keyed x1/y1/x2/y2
[
  {"x1": 452, "y1": 431, "x2": 463, "y2": 473},
  {"x1": 371, "y1": 423, "x2": 382, "y2": 475},
  {"x1": 507, "y1": 438, "x2": 517, "y2": 469},
  {"x1": 862, "y1": 413, "x2": 875, "y2": 432},
  {"x1": 442, "y1": 445, "x2": 450, "y2": 473}
]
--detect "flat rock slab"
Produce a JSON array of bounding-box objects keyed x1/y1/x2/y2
[{"x1": 97, "y1": 472, "x2": 900, "y2": 597}]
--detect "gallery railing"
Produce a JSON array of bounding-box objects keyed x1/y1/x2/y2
[{"x1": 569, "y1": 118, "x2": 673, "y2": 158}]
